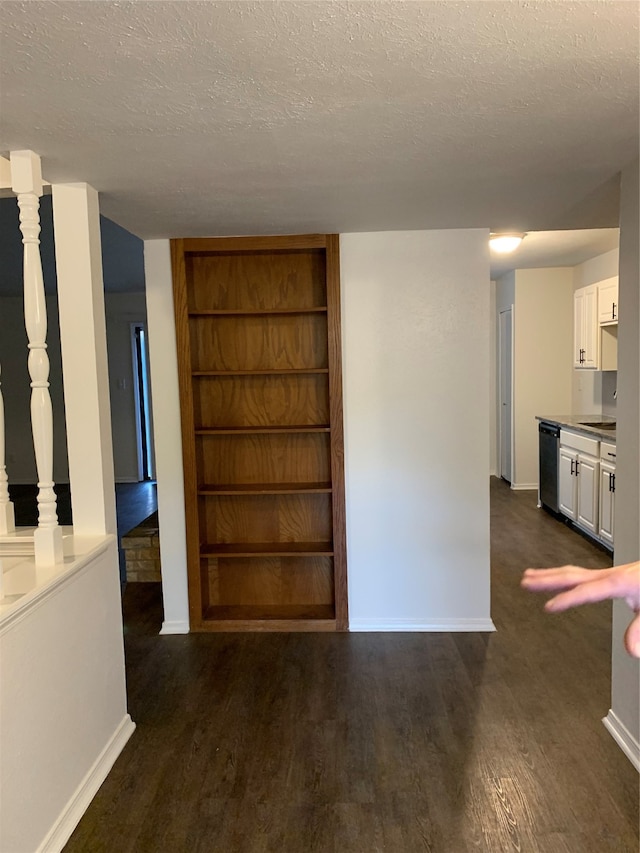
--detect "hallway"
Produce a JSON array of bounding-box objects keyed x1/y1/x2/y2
[{"x1": 64, "y1": 479, "x2": 638, "y2": 853}]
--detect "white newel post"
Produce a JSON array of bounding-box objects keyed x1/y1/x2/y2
[
  {"x1": 0, "y1": 363, "x2": 16, "y2": 535},
  {"x1": 10, "y1": 150, "x2": 64, "y2": 565}
]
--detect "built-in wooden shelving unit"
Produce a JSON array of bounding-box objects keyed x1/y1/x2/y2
[{"x1": 171, "y1": 234, "x2": 348, "y2": 631}]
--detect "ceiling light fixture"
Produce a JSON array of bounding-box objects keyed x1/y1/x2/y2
[{"x1": 489, "y1": 233, "x2": 525, "y2": 254}]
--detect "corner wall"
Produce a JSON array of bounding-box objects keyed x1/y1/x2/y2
[
  {"x1": 340, "y1": 230, "x2": 493, "y2": 630},
  {"x1": 607, "y1": 158, "x2": 640, "y2": 768},
  {"x1": 512, "y1": 268, "x2": 574, "y2": 488}
]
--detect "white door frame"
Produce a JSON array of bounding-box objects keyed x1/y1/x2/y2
[
  {"x1": 498, "y1": 306, "x2": 514, "y2": 484},
  {"x1": 130, "y1": 321, "x2": 155, "y2": 481}
]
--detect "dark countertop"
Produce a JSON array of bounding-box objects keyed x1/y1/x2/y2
[{"x1": 536, "y1": 414, "x2": 616, "y2": 442}]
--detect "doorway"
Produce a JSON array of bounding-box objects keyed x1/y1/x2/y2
[
  {"x1": 498, "y1": 307, "x2": 513, "y2": 484},
  {"x1": 130, "y1": 322, "x2": 155, "y2": 481}
]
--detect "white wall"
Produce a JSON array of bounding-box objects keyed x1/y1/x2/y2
[
  {"x1": 512, "y1": 268, "x2": 574, "y2": 488},
  {"x1": 572, "y1": 248, "x2": 619, "y2": 415},
  {"x1": 143, "y1": 240, "x2": 190, "y2": 634},
  {"x1": 340, "y1": 230, "x2": 493, "y2": 630},
  {"x1": 607, "y1": 158, "x2": 640, "y2": 769},
  {"x1": 494, "y1": 268, "x2": 574, "y2": 490}
]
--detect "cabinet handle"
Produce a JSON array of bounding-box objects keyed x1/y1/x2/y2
[
  {"x1": 570, "y1": 460, "x2": 575, "y2": 476},
  {"x1": 575, "y1": 459, "x2": 580, "y2": 476},
  {"x1": 612, "y1": 302, "x2": 617, "y2": 320},
  {"x1": 608, "y1": 472, "x2": 613, "y2": 492},
  {"x1": 612, "y1": 473, "x2": 615, "y2": 493}
]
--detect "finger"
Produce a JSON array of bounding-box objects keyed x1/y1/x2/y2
[
  {"x1": 544, "y1": 576, "x2": 620, "y2": 612},
  {"x1": 624, "y1": 611, "x2": 640, "y2": 658},
  {"x1": 521, "y1": 567, "x2": 613, "y2": 591}
]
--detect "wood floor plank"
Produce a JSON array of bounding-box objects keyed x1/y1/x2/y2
[{"x1": 63, "y1": 478, "x2": 639, "y2": 852}]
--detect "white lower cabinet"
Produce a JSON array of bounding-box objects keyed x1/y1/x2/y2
[
  {"x1": 559, "y1": 429, "x2": 603, "y2": 541},
  {"x1": 575, "y1": 452, "x2": 599, "y2": 535},
  {"x1": 559, "y1": 447, "x2": 578, "y2": 518},
  {"x1": 598, "y1": 441, "x2": 616, "y2": 547},
  {"x1": 599, "y1": 462, "x2": 615, "y2": 545}
]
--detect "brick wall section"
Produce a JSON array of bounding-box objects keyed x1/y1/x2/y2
[{"x1": 122, "y1": 525, "x2": 162, "y2": 582}]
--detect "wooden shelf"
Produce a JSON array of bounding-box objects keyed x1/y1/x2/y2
[
  {"x1": 198, "y1": 482, "x2": 332, "y2": 495},
  {"x1": 202, "y1": 604, "x2": 336, "y2": 630},
  {"x1": 192, "y1": 368, "x2": 329, "y2": 376},
  {"x1": 188, "y1": 307, "x2": 328, "y2": 316},
  {"x1": 195, "y1": 425, "x2": 330, "y2": 436},
  {"x1": 200, "y1": 542, "x2": 334, "y2": 557},
  {"x1": 172, "y1": 234, "x2": 347, "y2": 632}
]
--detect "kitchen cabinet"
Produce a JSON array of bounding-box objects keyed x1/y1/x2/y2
[
  {"x1": 573, "y1": 285, "x2": 599, "y2": 369},
  {"x1": 598, "y1": 441, "x2": 616, "y2": 547},
  {"x1": 559, "y1": 430, "x2": 600, "y2": 537},
  {"x1": 598, "y1": 277, "x2": 619, "y2": 326}
]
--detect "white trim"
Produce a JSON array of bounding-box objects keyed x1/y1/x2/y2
[
  {"x1": 349, "y1": 618, "x2": 496, "y2": 632},
  {"x1": 602, "y1": 710, "x2": 640, "y2": 772},
  {"x1": 37, "y1": 714, "x2": 136, "y2": 853},
  {"x1": 160, "y1": 619, "x2": 190, "y2": 635},
  {"x1": 510, "y1": 483, "x2": 538, "y2": 491}
]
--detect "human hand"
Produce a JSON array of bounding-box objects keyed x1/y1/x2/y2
[{"x1": 521, "y1": 561, "x2": 640, "y2": 658}]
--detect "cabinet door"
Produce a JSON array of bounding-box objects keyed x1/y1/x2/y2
[
  {"x1": 559, "y1": 447, "x2": 577, "y2": 519},
  {"x1": 573, "y1": 289, "x2": 584, "y2": 368},
  {"x1": 598, "y1": 278, "x2": 619, "y2": 325},
  {"x1": 582, "y1": 286, "x2": 599, "y2": 368},
  {"x1": 599, "y1": 461, "x2": 615, "y2": 545},
  {"x1": 576, "y1": 453, "x2": 599, "y2": 534}
]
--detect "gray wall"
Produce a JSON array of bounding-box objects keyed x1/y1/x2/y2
[{"x1": 611, "y1": 157, "x2": 640, "y2": 753}]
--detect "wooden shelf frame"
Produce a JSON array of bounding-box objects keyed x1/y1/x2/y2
[
  {"x1": 200, "y1": 542, "x2": 334, "y2": 557},
  {"x1": 197, "y1": 482, "x2": 333, "y2": 495},
  {"x1": 192, "y1": 368, "x2": 329, "y2": 376},
  {"x1": 188, "y1": 307, "x2": 328, "y2": 316},
  {"x1": 172, "y1": 234, "x2": 348, "y2": 632}
]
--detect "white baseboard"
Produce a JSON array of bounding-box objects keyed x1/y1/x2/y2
[
  {"x1": 510, "y1": 483, "x2": 538, "y2": 491},
  {"x1": 160, "y1": 619, "x2": 190, "y2": 634},
  {"x1": 349, "y1": 618, "x2": 496, "y2": 632},
  {"x1": 37, "y1": 714, "x2": 136, "y2": 853},
  {"x1": 603, "y1": 709, "x2": 640, "y2": 772}
]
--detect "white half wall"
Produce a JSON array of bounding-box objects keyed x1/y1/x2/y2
[
  {"x1": 0, "y1": 538, "x2": 133, "y2": 853},
  {"x1": 143, "y1": 240, "x2": 189, "y2": 634},
  {"x1": 340, "y1": 230, "x2": 493, "y2": 631}
]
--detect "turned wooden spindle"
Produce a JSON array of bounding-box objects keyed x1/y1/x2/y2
[
  {"x1": 11, "y1": 150, "x2": 63, "y2": 564},
  {"x1": 0, "y1": 362, "x2": 16, "y2": 535}
]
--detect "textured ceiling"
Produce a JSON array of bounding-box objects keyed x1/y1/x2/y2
[{"x1": 1, "y1": 1, "x2": 638, "y2": 239}]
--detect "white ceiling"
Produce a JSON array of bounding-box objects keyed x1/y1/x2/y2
[{"x1": 1, "y1": 1, "x2": 638, "y2": 241}]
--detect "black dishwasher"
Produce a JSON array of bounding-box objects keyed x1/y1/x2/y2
[{"x1": 539, "y1": 421, "x2": 560, "y2": 513}]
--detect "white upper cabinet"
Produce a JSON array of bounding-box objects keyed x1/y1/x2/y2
[
  {"x1": 573, "y1": 284, "x2": 599, "y2": 369},
  {"x1": 598, "y1": 277, "x2": 619, "y2": 326}
]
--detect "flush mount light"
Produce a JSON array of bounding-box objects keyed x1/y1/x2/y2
[{"x1": 489, "y1": 233, "x2": 525, "y2": 253}]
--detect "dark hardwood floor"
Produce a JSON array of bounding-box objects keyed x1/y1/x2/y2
[{"x1": 64, "y1": 478, "x2": 638, "y2": 853}]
